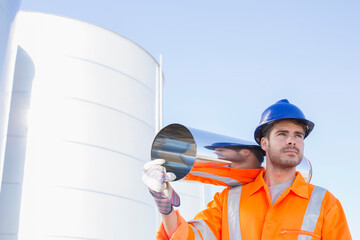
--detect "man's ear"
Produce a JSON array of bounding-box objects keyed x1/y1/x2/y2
[
  {"x1": 240, "y1": 149, "x2": 250, "y2": 156},
  {"x1": 261, "y1": 137, "x2": 268, "y2": 151}
]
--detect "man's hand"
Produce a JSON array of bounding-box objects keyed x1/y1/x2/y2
[{"x1": 142, "y1": 159, "x2": 180, "y2": 215}]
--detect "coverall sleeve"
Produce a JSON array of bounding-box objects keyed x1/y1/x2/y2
[
  {"x1": 320, "y1": 192, "x2": 352, "y2": 240},
  {"x1": 156, "y1": 190, "x2": 227, "y2": 240},
  {"x1": 156, "y1": 210, "x2": 191, "y2": 240}
]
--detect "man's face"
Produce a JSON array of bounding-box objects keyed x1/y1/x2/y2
[
  {"x1": 261, "y1": 120, "x2": 305, "y2": 169},
  {"x1": 214, "y1": 147, "x2": 244, "y2": 162}
]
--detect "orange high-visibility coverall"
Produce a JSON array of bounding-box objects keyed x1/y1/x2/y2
[
  {"x1": 156, "y1": 170, "x2": 351, "y2": 240},
  {"x1": 184, "y1": 162, "x2": 262, "y2": 187}
]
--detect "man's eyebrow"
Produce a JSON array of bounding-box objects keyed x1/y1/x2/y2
[
  {"x1": 275, "y1": 130, "x2": 289, "y2": 133},
  {"x1": 275, "y1": 130, "x2": 305, "y2": 135},
  {"x1": 295, "y1": 130, "x2": 305, "y2": 136}
]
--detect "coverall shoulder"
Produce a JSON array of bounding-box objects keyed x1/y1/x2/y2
[
  {"x1": 184, "y1": 162, "x2": 263, "y2": 187},
  {"x1": 156, "y1": 170, "x2": 352, "y2": 240}
]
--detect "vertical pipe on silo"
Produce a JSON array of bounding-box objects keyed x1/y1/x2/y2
[
  {"x1": 159, "y1": 54, "x2": 163, "y2": 129},
  {"x1": 155, "y1": 54, "x2": 163, "y2": 133}
]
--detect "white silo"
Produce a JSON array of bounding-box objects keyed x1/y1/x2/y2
[
  {"x1": 0, "y1": 0, "x2": 22, "y2": 191},
  {"x1": 0, "y1": 8, "x2": 211, "y2": 240},
  {"x1": 8, "y1": 11, "x2": 162, "y2": 239}
]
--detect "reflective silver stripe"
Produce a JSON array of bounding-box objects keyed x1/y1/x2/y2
[
  {"x1": 298, "y1": 186, "x2": 327, "y2": 240},
  {"x1": 188, "y1": 219, "x2": 217, "y2": 240},
  {"x1": 191, "y1": 171, "x2": 243, "y2": 187},
  {"x1": 228, "y1": 186, "x2": 242, "y2": 240},
  {"x1": 189, "y1": 225, "x2": 202, "y2": 240}
]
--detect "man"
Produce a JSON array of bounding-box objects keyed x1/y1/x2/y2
[{"x1": 143, "y1": 99, "x2": 352, "y2": 239}]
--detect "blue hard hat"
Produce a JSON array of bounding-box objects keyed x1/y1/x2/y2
[
  {"x1": 205, "y1": 141, "x2": 265, "y2": 156},
  {"x1": 254, "y1": 99, "x2": 314, "y2": 144},
  {"x1": 205, "y1": 141, "x2": 257, "y2": 150}
]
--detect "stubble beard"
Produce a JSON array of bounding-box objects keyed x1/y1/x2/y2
[{"x1": 267, "y1": 143, "x2": 303, "y2": 170}]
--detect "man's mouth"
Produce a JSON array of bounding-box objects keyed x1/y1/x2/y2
[
  {"x1": 282, "y1": 147, "x2": 299, "y2": 154},
  {"x1": 284, "y1": 151, "x2": 297, "y2": 155}
]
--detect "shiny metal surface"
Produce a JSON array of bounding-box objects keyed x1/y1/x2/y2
[
  {"x1": 151, "y1": 123, "x2": 312, "y2": 185},
  {"x1": 151, "y1": 124, "x2": 197, "y2": 180},
  {"x1": 298, "y1": 156, "x2": 312, "y2": 182},
  {"x1": 151, "y1": 123, "x2": 260, "y2": 181}
]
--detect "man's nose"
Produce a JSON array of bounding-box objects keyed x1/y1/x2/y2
[{"x1": 287, "y1": 136, "x2": 296, "y2": 145}]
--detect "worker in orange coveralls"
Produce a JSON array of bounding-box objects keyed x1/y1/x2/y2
[
  {"x1": 184, "y1": 142, "x2": 264, "y2": 187},
  {"x1": 142, "y1": 99, "x2": 352, "y2": 239}
]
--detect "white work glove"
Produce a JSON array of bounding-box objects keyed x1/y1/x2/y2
[{"x1": 142, "y1": 159, "x2": 180, "y2": 215}]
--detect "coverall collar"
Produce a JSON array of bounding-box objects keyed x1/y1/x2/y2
[{"x1": 248, "y1": 170, "x2": 310, "y2": 200}]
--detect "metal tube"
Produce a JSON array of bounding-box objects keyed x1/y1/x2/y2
[{"x1": 151, "y1": 123, "x2": 312, "y2": 186}]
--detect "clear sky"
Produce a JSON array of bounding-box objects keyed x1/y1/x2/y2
[{"x1": 21, "y1": 0, "x2": 360, "y2": 238}]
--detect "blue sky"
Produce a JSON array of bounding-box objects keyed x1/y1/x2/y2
[{"x1": 21, "y1": 0, "x2": 360, "y2": 237}]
